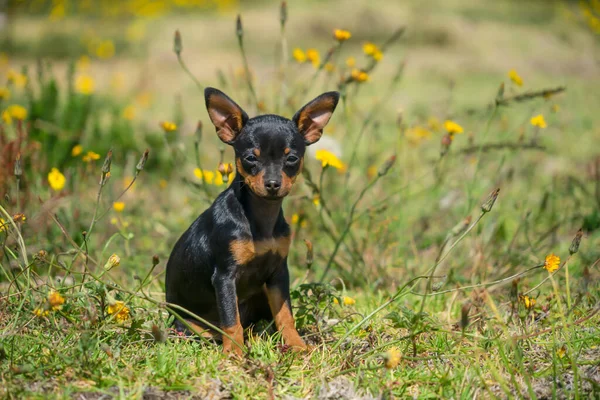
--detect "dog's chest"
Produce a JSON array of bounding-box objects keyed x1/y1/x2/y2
[{"x1": 229, "y1": 236, "x2": 291, "y2": 294}]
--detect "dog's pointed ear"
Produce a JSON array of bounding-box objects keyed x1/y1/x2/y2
[
  {"x1": 205, "y1": 87, "x2": 249, "y2": 144},
  {"x1": 293, "y1": 92, "x2": 340, "y2": 145}
]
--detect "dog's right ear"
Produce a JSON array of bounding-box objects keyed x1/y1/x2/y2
[{"x1": 205, "y1": 87, "x2": 249, "y2": 144}]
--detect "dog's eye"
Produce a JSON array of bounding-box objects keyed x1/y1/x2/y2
[
  {"x1": 244, "y1": 155, "x2": 258, "y2": 163},
  {"x1": 286, "y1": 155, "x2": 299, "y2": 164}
]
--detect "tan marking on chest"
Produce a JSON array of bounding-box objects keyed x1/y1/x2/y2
[{"x1": 229, "y1": 236, "x2": 291, "y2": 265}]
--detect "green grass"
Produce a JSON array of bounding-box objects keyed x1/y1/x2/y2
[{"x1": 1, "y1": 0, "x2": 600, "y2": 398}]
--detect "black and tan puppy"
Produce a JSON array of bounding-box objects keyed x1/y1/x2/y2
[{"x1": 165, "y1": 88, "x2": 339, "y2": 356}]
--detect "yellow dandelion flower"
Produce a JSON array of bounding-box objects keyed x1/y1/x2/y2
[
  {"x1": 346, "y1": 57, "x2": 356, "y2": 67},
  {"x1": 315, "y1": 149, "x2": 345, "y2": 170},
  {"x1": 508, "y1": 69, "x2": 523, "y2": 87},
  {"x1": 312, "y1": 195, "x2": 320, "y2": 207},
  {"x1": 306, "y1": 49, "x2": 320, "y2": 68},
  {"x1": 405, "y1": 126, "x2": 433, "y2": 143},
  {"x1": 82, "y1": 151, "x2": 100, "y2": 162},
  {"x1": 372, "y1": 49, "x2": 383, "y2": 62},
  {"x1": 385, "y1": 347, "x2": 401, "y2": 369},
  {"x1": 1, "y1": 110, "x2": 11, "y2": 125},
  {"x1": 107, "y1": 301, "x2": 130, "y2": 324},
  {"x1": 160, "y1": 121, "x2": 177, "y2": 132},
  {"x1": 122, "y1": 105, "x2": 136, "y2": 121},
  {"x1": 557, "y1": 346, "x2": 566, "y2": 359},
  {"x1": 96, "y1": 40, "x2": 115, "y2": 59},
  {"x1": 351, "y1": 69, "x2": 369, "y2": 83},
  {"x1": 324, "y1": 63, "x2": 335, "y2": 72},
  {"x1": 333, "y1": 29, "x2": 352, "y2": 42},
  {"x1": 544, "y1": 253, "x2": 560, "y2": 273},
  {"x1": 75, "y1": 75, "x2": 95, "y2": 95},
  {"x1": 7, "y1": 70, "x2": 27, "y2": 88},
  {"x1": 530, "y1": 114, "x2": 547, "y2": 129},
  {"x1": 520, "y1": 295, "x2": 536, "y2": 310},
  {"x1": 194, "y1": 168, "x2": 215, "y2": 185},
  {"x1": 343, "y1": 296, "x2": 355, "y2": 306},
  {"x1": 363, "y1": 42, "x2": 377, "y2": 56},
  {"x1": 0, "y1": 217, "x2": 7, "y2": 232},
  {"x1": 76, "y1": 55, "x2": 91, "y2": 71},
  {"x1": 48, "y1": 291, "x2": 65, "y2": 311},
  {"x1": 444, "y1": 120, "x2": 464, "y2": 135},
  {"x1": 367, "y1": 165, "x2": 378, "y2": 179},
  {"x1": 291, "y1": 214, "x2": 300, "y2": 224},
  {"x1": 48, "y1": 168, "x2": 66, "y2": 192},
  {"x1": 0, "y1": 87, "x2": 10, "y2": 100},
  {"x1": 113, "y1": 202, "x2": 125, "y2": 213},
  {"x1": 71, "y1": 144, "x2": 83, "y2": 157},
  {"x1": 33, "y1": 307, "x2": 50, "y2": 317},
  {"x1": 292, "y1": 48, "x2": 306, "y2": 63},
  {"x1": 159, "y1": 179, "x2": 168, "y2": 189},
  {"x1": 5, "y1": 104, "x2": 27, "y2": 121},
  {"x1": 333, "y1": 297, "x2": 339, "y2": 305}
]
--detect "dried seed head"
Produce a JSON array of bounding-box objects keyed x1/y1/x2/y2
[
  {"x1": 569, "y1": 229, "x2": 583, "y2": 255},
  {"x1": 236, "y1": 15, "x2": 243, "y2": 41},
  {"x1": 304, "y1": 239, "x2": 313, "y2": 269},
  {"x1": 14, "y1": 153, "x2": 22, "y2": 177},
  {"x1": 280, "y1": 1, "x2": 287, "y2": 29},
  {"x1": 174, "y1": 30, "x2": 182, "y2": 56},
  {"x1": 136, "y1": 149, "x2": 150, "y2": 173},
  {"x1": 378, "y1": 155, "x2": 396, "y2": 177},
  {"x1": 481, "y1": 188, "x2": 500, "y2": 213}
]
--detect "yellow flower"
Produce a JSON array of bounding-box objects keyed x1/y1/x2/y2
[
  {"x1": 428, "y1": 116, "x2": 441, "y2": 132},
  {"x1": 48, "y1": 168, "x2": 66, "y2": 192},
  {"x1": 530, "y1": 114, "x2": 547, "y2": 129},
  {"x1": 12, "y1": 213, "x2": 26, "y2": 223},
  {"x1": 135, "y1": 91, "x2": 153, "y2": 108},
  {"x1": 363, "y1": 42, "x2": 377, "y2": 56},
  {"x1": 75, "y1": 75, "x2": 95, "y2": 95},
  {"x1": 508, "y1": 69, "x2": 523, "y2": 87},
  {"x1": 520, "y1": 295, "x2": 536, "y2": 310},
  {"x1": 0, "y1": 87, "x2": 10, "y2": 100},
  {"x1": 33, "y1": 307, "x2": 50, "y2": 317},
  {"x1": 159, "y1": 179, "x2": 168, "y2": 189},
  {"x1": 0, "y1": 217, "x2": 6, "y2": 232},
  {"x1": 96, "y1": 40, "x2": 116, "y2": 59},
  {"x1": 333, "y1": 29, "x2": 352, "y2": 41},
  {"x1": 351, "y1": 69, "x2": 369, "y2": 83},
  {"x1": 367, "y1": 165, "x2": 378, "y2": 179},
  {"x1": 122, "y1": 105, "x2": 136, "y2": 121},
  {"x1": 7, "y1": 70, "x2": 27, "y2": 88},
  {"x1": 1, "y1": 110, "x2": 11, "y2": 124},
  {"x1": 104, "y1": 254, "x2": 121, "y2": 271},
  {"x1": 48, "y1": 291, "x2": 65, "y2": 311},
  {"x1": 312, "y1": 195, "x2": 320, "y2": 207},
  {"x1": 82, "y1": 151, "x2": 101, "y2": 162},
  {"x1": 160, "y1": 121, "x2": 177, "y2": 132},
  {"x1": 346, "y1": 57, "x2": 356, "y2": 67},
  {"x1": 372, "y1": 49, "x2": 383, "y2": 62},
  {"x1": 444, "y1": 120, "x2": 464, "y2": 135},
  {"x1": 292, "y1": 48, "x2": 306, "y2": 63},
  {"x1": 324, "y1": 63, "x2": 335, "y2": 72},
  {"x1": 384, "y1": 347, "x2": 401, "y2": 369},
  {"x1": 4, "y1": 104, "x2": 27, "y2": 121},
  {"x1": 315, "y1": 149, "x2": 345, "y2": 170},
  {"x1": 342, "y1": 296, "x2": 355, "y2": 306},
  {"x1": 76, "y1": 55, "x2": 91, "y2": 71},
  {"x1": 333, "y1": 297, "x2": 339, "y2": 305},
  {"x1": 405, "y1": 126, "x2": 432, "y2": 142},
  {"x1": 113, "y1": 202, "x2": 125, "y2": 212},
  {"x1": 71, "y1": 144, "x2": 83, "y2": 157},
  {"x1": 194, "y1": 168, "x2": 215, "y2": 185},
  {"x1": 291, "y1": 214, "x2": 300, "y2": 224},
  {"x1": 107, "y1": 301, "x2": 131, "y2": 323},
  {"x1": 557, "y1": 346, "x2": 566, "y2": 359},
  {"x1": 544, "y1": 253, "x2": 560, "y2": 273},
  {"x1": 306, "y1": 48, "x2": 320, "y2": 68},
  {"x1": 215, "y1": 163, "x2": 235, "y2": 185}
]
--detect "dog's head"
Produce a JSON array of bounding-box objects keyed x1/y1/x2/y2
[{"x1": 204, "y1": 87, "x2": 339, "y2": 200}]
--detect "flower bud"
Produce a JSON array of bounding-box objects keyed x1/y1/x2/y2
[
  {"x1": 440, "y1": 134, "x2": 452, "y2": 157},
  {"x1": 460, "y1": 303, "x2": 470, "y2": 331},
  {"x1": 569, "y1": 229, "x2": 583, "y2": 255},
  {"x1": 152, "y1": 254, "x2": 160, "y2": 266},
  {"x1": 236, "y1": 15, "x2": 243, "y2": 41},
  {"x1": 100, "y1": 150, "x2": 113, "y2": 186},
  {"x1": 14, "y1": 153, "x2": 22, "y2": 177},
  {"x1": 378, "y1": 155, "x2": 396, "y2": 177},
  {"x1": 136, "y1": 149, "x2": 149, "y2": 173},
  {"x1": 481, "y1": 188, "x2": 500, "y2": 213},
  {"x1": 280, "y1": 1, "x2": 287, "y2": 29},
  {"x1": 104, "y1": 254, "x2": 120, "y2": 271},
  {"x1": 195, "y1": 120, "x2": 203, "y2": 143},
  {"x1": 304, "y1": 239, "x2": 313, "y2": 269},
  {"x1": 495, "y1": 82, "x2": 505, "y2": 105},
  {"x1": 174, "y1": 30, "x2": 182, "y2": 56}
]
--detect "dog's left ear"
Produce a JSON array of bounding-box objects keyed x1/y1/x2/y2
[
  {"x1": 293, "y1": 92, "x2": 340, "y2": 145},
  {"x1": 205, "y1": 87, "x2": 249, "y2": 145}
]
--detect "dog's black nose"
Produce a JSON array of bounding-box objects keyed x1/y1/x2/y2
[{"x1": 265, "y1": 180, "x2": 281, "y2": 194}]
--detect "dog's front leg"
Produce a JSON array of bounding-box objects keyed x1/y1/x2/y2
[
  {"x1": 212, "y1": 270, "x2": 244, "y2": 356},
  {"x1": 264, "y1": 259, "x2": 306, "y2": 351}
]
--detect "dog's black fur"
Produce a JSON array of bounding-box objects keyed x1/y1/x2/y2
[{"x1": 165, "y1": 87, "x2": 339, "y2": 355}]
